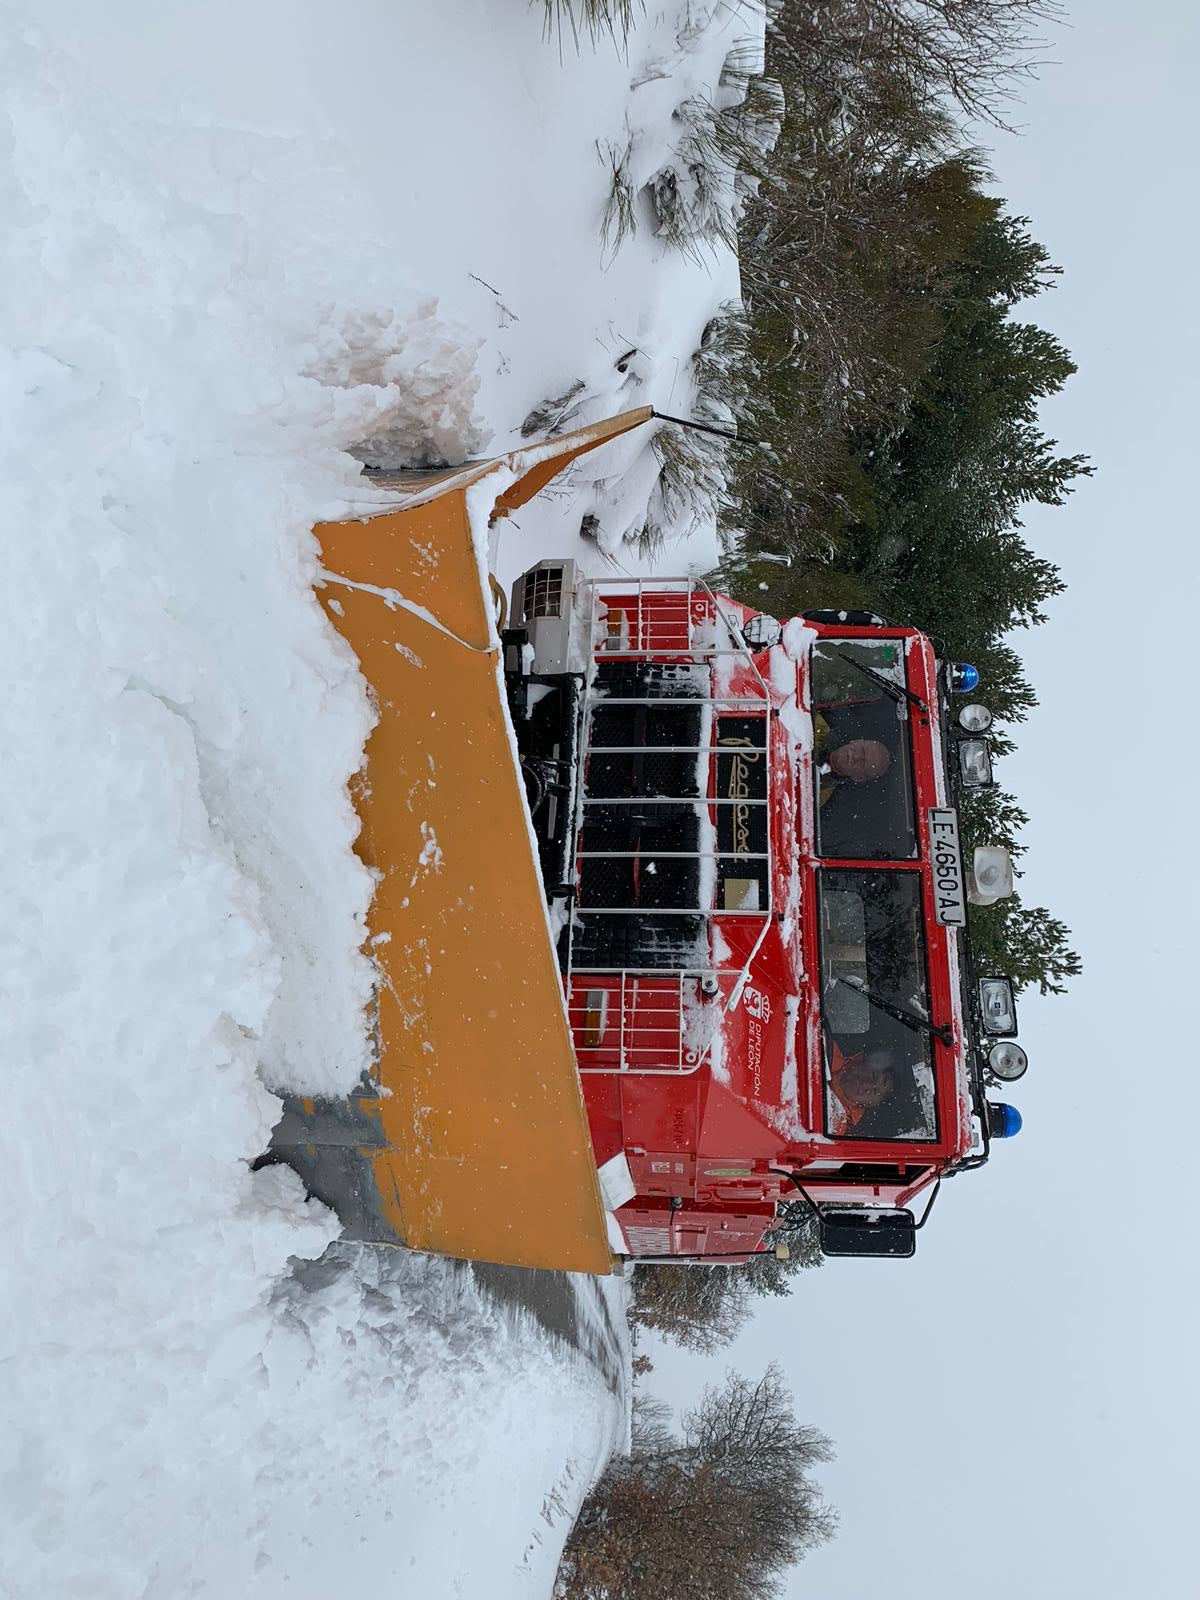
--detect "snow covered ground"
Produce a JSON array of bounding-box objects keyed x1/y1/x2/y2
[{"x1": 1, "y1": 3, "x2": 764, "y2": 1595}]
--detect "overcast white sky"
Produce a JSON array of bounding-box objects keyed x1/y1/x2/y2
[{"x1": 650, "y1": 4, "x2": 1200, "y2": 1595}]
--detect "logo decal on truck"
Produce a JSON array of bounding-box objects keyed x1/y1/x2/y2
[
  {"x1": 743, "y1": 986, "x2": 772, "y2": 1022},
  {"x1": 722, "y1": 736, "x2": 762, "y2": 857}
]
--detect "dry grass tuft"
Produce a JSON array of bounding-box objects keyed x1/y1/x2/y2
[
  {"x1": 598, "y1": 139, "x2": 638, "y2": 253},
  {"x1": 539, "y1": 0, "x2": 640, "y2": 46}
]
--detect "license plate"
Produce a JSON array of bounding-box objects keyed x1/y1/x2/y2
[{"x1": 928, "y1": 809, "x2": 967, "y2": 927}]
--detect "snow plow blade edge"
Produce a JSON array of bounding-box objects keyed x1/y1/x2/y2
[{"x1": 270, "y1": 408, "x2": 655, "y2": 1274}]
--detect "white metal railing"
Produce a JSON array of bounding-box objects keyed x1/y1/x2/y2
[
  {"x1": 563, "y1": 578, "x2": 776, "y2": 1071},
  {"x1": 566, "y1": 967, "x2": 741, "y2": 1075}
]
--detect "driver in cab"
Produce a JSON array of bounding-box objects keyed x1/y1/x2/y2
[{"x1": 816, "y1": 726, "x2": 892, "y2": 803}]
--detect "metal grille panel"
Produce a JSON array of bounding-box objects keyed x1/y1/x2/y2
[
  {"x1": 522, "y1": 565, "x2": 564, "y2": 619},
  {"x1": 564, "y1": 577, "x2": 776, "y2": 1074}
]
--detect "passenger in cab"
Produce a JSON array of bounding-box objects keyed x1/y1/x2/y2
[{"x1": 827, "y1": 1042, "x2": 921, "y2": 1139}]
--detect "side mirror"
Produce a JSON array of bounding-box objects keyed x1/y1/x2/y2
[{"x1": 818, "y1": 1207, "x2": 917, "y2": 1259}]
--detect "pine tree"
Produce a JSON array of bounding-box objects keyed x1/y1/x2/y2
[
  {"x1": 717, "y1": 8, "x2": 1087, "y2": 1002},
  {"x1": 966, "y1": 894, "x2": 1081, "y2": 996}
]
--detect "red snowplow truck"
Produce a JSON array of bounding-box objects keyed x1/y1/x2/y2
[
  {"x1": 273, "y1": 410, "x2": 1027, "y2": 1272},
  {"x1": 504, "y1": 563, "x2": 1028, "y2": 1262}
]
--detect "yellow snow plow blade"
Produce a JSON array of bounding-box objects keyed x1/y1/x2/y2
[{"x1": 271, "y1": 408, "x2": 654, "y2": 1274}]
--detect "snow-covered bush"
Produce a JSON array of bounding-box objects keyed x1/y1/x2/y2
[{"x1": 644, "y1": 70, "x2": 783, "y2": 260}]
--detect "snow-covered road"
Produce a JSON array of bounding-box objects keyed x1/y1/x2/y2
[
  {"x1": 472, "y1": 1259, "x2": 632, "y2": 1401},
  {"x1": 1, "y1": 3, "x2": 762, "y2": 1594}
]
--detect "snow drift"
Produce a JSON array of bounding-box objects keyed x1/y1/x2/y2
[{"x1": 0, "y1": 1, "x2": 766, "y2": 1594}]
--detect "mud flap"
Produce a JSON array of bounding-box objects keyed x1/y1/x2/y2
[{"x1": 272, "y1": 409, "x2": 654, "y2": 1274}]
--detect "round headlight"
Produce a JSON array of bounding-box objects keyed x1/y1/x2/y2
[
  {"x1": 958, "y1": 703, "x2": 993, "y2": 733},
  {"x1": 987, "y1": 1040, "x2": 1029, "y2": 1082}
]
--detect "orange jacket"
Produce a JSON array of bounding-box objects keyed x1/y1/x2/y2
[{"x1": 827, "y1": 1038, "x2": 870, "y2": 1134}]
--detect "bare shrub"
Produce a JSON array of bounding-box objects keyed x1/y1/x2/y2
[
  {"x1": 557, "y1": 1364, "x2": 835, "y2": 1599},
  {"x1": 628, "y1": 1261, "x2": 756, "y2": 1355},
  {"x1": 766, "y1": 0, "x2": 1063, "y2": 133}
]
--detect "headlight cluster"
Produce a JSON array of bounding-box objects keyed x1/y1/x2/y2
[
  {"x1": 946, "y1": 671, "x2": 1030, "y2": 1104},
  {"x1": 977, "y1": 978, "x2": 1029, "y2": 1082},
  {"x1": 948, "y1": 676, "x2": 996, "y2": 787}
]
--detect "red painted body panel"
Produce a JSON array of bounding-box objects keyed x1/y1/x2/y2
[{"x1": 569, "y1": 589, "x2": 976, "y2": 1259}]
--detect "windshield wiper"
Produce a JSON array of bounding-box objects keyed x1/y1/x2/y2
[
  {"x1": 837, "y1": 650, "x2": 928, "y2": 715},
  {"x1": 832, "y1": 972, "x2": 954, "y2": 1048}
]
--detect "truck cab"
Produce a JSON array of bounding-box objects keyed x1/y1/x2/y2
[{"x1": 505, "y1": 564, "x2": 1027, "y2": 1261}]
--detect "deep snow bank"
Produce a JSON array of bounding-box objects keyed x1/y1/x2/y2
[
  {"x1": 0, "y1": 18, "x2": 620, "y2": 1598},
  {"x1": 1, "y1": 1, "x2": 765, "y2": 1594}
]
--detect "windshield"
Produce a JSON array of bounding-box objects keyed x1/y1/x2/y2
[
  {"x1": 817, "y1": 870, "x2": 938, "y2": 1142},
  {"x1": 811, "y1": 639, "x2": 917, "y2": 860}
]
